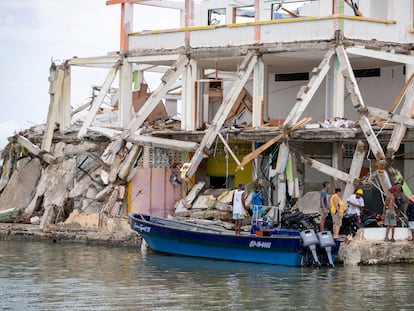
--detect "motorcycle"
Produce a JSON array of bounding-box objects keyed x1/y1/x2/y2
[
  {"x1": 325, "y1": 212, "x2": 360, "y2": 235},
  {"x1": 339, "y1": 213, "x2": 361, "y2": 236},
  {"x1": 280, "y1": 207, "x2": 320, "y2": 231},
  {"x1": 361, "y1": 208, "x2": 381, "y2": 228}
]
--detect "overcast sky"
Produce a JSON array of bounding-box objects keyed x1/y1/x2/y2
[{"x1": 0, "y1": 0, "x2": 179, "y2": 149}]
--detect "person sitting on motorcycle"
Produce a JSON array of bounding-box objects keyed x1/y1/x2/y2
[
  {"x1": 346, "y1": 188, "x2": 365, "y2": 224},
  {"x1": 330, "y1": 188, "x2": 345, "y2": 238}
]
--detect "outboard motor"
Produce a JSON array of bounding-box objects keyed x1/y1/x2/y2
[
  {"x1": 317, "y1": 231, "x2": 336, "y2": 267},
  {"x1": 300, "y1": 229, "x2": 321, "y2": 267}
]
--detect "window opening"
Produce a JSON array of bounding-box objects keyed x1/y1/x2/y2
[
  {"x1": 233, "y1": 6, "x2": 255, "y2": 23},
  {"x1": 275, "y1": 72, "x2": 309, "y2": 81},
  {"x1": 208, "y1": 8, "x2": 226, "y2": 25}
]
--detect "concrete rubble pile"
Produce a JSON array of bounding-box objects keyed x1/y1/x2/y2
[{"x1": 0, "y1": 126, "x2": 138, "y2": 233}]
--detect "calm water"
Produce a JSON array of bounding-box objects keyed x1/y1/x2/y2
[{"x1": 0, "y1": 240, "x2": 413, "y2": 311}]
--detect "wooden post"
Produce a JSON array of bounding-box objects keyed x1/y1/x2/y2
[
  {"x1": 118, "y1": 145, "x2": 142, "y2": 180},
  {"x1": 217, "y1": 132, "x2": 242, "y2": 168},
  {"x1": 284, "y1": 50, "x2": 335, "y2": 126},
  {"x1": 387, "y1": 81, "x2": 414, "y2": 155},
  {"x1": 42, "y1": 67, "x2": 64, "y2": 152},
  {"x1": 252, "y1": 55, "x2": 265, "y2": 127},
  {"x1": 59, "y1": 63, "x2": 71, "y2": 131},
  {"x1": 342, "y1": 140, "x2": 367, "y2": 201},
  {"x1": 181, "y1": 58, "x2": 197, "y2": 131},
  {"x1": 119, "y1": 56, "x2": 133, "y2": 127},
  {"x1": 127, "y1": 55, "x2": 188, "y2": 135},
  {"x1": 236, "y1": 117, "x2": 311, "y2": 171}
]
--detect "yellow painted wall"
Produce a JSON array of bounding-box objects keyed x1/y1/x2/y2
[{"x1": 206, "y1": 156, "x2": 252, "y2": 187}]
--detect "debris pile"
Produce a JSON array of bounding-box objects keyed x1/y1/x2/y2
[{"x1": 0, "y1": 127, "x2": 142, "y2": 231}]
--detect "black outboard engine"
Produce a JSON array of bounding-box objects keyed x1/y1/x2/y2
[
  {"x1": 317, "y1": 231, "x2": 336, "y2": 267},
  {"x1": 300, "y1": 229, "x2": 321, "y2": 267}
]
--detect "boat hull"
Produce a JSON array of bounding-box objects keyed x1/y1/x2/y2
[{"x1": 129, "y1": 213, "x2": 341, "y2": 267}]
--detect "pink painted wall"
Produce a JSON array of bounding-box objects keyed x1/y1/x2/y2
[{"x1": 128, "y1": 167, "x2": 181, "y2": 217}]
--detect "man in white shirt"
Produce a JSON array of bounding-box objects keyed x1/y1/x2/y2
[
  {"x1": 231, "y1": 183, "x2": 246, "y2": 235},
  {"x1": 346, "y1": 188, "x2": 365, "y2": 223}
]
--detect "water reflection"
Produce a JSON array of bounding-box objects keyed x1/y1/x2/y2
[{"x1": 0, "y1": 240, "x2": 413, "y2": 311}]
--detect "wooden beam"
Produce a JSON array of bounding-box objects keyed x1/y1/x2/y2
[
  {"x1": 126, "y1": 134, "x2": 199, "y2": 151},
  {"x1": 236, "y1": 117, "x2": 311, "y2": 171},
  {"x1": 388, "y1": 72, "x2": 414, "y2": 113},
  {"x1": 342, "y1": 140, "x2": 367, "y2": 201},
  {"x1": 78, "y1": 61, "x2": 121, "y2": 139},
  {"x1": 336, "y1": 46, "x2": 365, "y2": 110},
  {"x1": 127, "y1": 54, "x2": 181, "y2": 63},
  {"x1": 182, "y1": 52, "x2": 257, "y2": 180},
  {"x1": 358, "y1": 116, "x2": 385, "y2": 160},
  {"x1": 301, "y1": 156, "x2": 351, "y2": 183},
  {"x1": 281, "y1": 6, "x2": 300, "y2": 17},
  {"x1": 284, "y1": 50, "x2": 335, "y2": 126},
  {"x1": 387, "y1": 81, "x2": 414, "y2": 154},
  {"x1": 217, "y1": 132, "x2": 242, "y2": 168},
  {"x1": 126, "y1": 55, "x2": 188, "y2": 135},
  {"x1": 16, "y1": 135, "x2": 55, "y2": 164},
  {"x1": 109, "y1": 152, "x2": 123, "y2": 184},
  {"x1": 346, "y1": 47, "x2": 414, "y2": 65},
  {"x1": 67, "y1": 56, "x2": 121, "y2": 67},
  {"x1": 337, "y1": 46, "x2": 386, "y2": 161},
  {"x1": 344, "y1": 0, "x2": 363, "y2": 16},
  {"x1": 366, "y1": 106, "x2": 414, "y2": 127},
  {"x1": 118, "y1": 145, "x2": 142, "y2": 180},
  {"x1": 42, "y1": 67, "x2": 64, "y2": 152}
]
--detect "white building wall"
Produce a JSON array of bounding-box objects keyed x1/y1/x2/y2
[{"x1": 266, "y1": 65, "x2": 406, "y2": 123}]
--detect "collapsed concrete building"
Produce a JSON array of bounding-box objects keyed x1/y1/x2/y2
[{"x1": 1, "y1": 0, "x2": 414, "y2": 230}]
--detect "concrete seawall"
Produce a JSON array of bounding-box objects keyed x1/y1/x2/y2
[
  {"x1": 337, "y1": 227, "x2": 414, "y2": 265},
  {"x1": 0, "y1": 223, "x2": 140, "y2": 247}
]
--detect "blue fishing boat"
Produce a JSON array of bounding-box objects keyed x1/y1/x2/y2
[{"x1": 129, "y1": 213, "x2": 342, "y2": 267}]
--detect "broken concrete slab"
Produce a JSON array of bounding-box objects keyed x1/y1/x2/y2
[
  {"x1": 0, "y1": 157, "x2": 41, "y2": 212},
  {"x1": 192, "y1": 195, "x2": 216, "y2": 209}
]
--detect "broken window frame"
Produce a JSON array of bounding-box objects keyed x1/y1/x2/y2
[{"x1": 208, "y1": 8, "x2": 226, "y2": 25}]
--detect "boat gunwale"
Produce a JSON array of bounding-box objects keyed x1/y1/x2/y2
[{"x1": 129, "y1": 213, "x2": 302, "y2": 241}]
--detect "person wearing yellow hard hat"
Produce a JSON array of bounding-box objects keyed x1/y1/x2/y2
[{"x1": 346, "y1": 188, "x2": 365, "y2": 223}]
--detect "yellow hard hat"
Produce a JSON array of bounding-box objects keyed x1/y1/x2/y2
[{"x1": 356, "y1": 189, "x2": 363, "y2": 195}]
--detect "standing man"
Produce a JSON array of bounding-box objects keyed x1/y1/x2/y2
[
  {"x1": 232, "y1": 183, "x2": 246, "y2": 235},
  {"x1": 320, "y1": 181, "x2": 330, "y2": 232},
  {"x1": 384, "y1": 187, "x2": 397, "y2": 242},
  {"x1": 251, "y1": 186, "x2": 269, "y2": 219},
  {"x1": 407, "y1": 195, "x2": 414, "y2": 242},
  {"x1": 346, "y1": 189, "x2": 365, "y2": 224},
  {"x1": 330, "y1": 188, "x2": 345, "y2": 238},
  {"x1": 394, "y1": 181, "x2": 406, "y2": 225}
]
